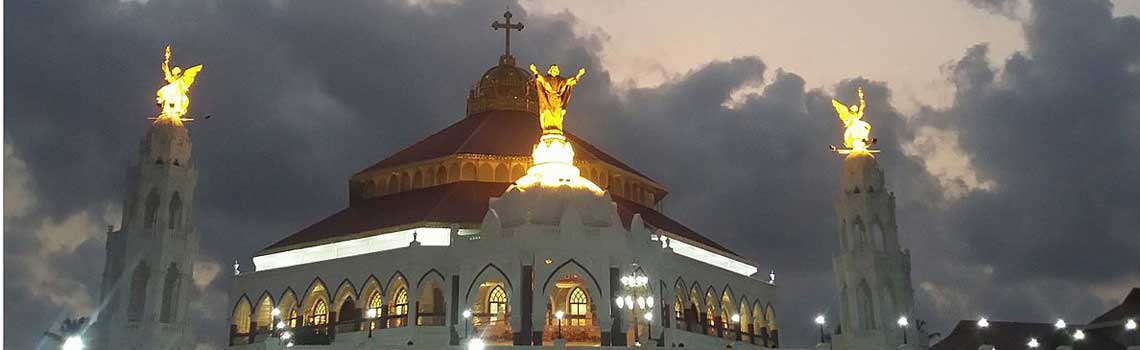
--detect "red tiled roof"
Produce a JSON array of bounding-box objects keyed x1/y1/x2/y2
[
  {"x1": 260, "y1": 181, "x2": 740, "y2": 258},
  {"x1": 353, "y1": 109, "x2": 657, "y2": 184},
  {"x1": 933, "y1": 320, "x2": 1122, "y2": 350}
]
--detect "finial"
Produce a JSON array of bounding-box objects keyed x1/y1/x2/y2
[
  {"x1": 768, "y1": 269, "x2": 776, "y2": 285},
  {"x1": 492, "y1": 10, "x2": 524, "y2": 58},
  {"x1": 410, "y1": 230, "x2": 421, "y2": 247},
  {"x1": 233, "y1": 260, "x2": 241, "y2": 275}
]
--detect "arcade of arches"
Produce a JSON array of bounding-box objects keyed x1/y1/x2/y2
[{"x1": 230, "y1": 273, "x2": 778, "y2": 347}]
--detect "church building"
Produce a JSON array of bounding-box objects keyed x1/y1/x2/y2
[{"x1": 226, "y1": 11, "x2": 780, "y2": 350}]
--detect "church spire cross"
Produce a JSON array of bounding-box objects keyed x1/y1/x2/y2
[{"x1": 491, "y1": 10, "x2": 524, "y2": 57}]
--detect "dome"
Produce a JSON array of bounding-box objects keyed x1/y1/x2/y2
[
  {"x1": 466, "y1": 54, "x2": 538, "y2": 116},
  {"x1": 840, "y1": 152, "x2": 885, "y2": 194}
]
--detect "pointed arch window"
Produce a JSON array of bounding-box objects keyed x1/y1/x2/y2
[
  {"x1": 488, "y1": 285, "x2": 508, "y2": 316},
  {"x1": 167, "y1": 192, "x2": 183, "y2": 230},
  {"x1": 368, "y1": 291, "x2": 382, "y2": 319},
  {"x1": 568, "y1": 287, "x2": 589, "y2": 326},
  {"x1": 857, "y1": 280, "x2": 876, "y2": 330},
  {"x1": 390, "y1": 287, "x2": 409, "y2": 327},
  {"x1": 674, "y1": 296, "x2": 684, "y2": 328},
  {"x1": 128, "y1": 262, "x2": 150, "y2": 321},
  {"x1": 144, "y1": 189, "x2": 160, "y2": 228},
  {"x1": 160, "y1": 263, "x2": 181, "y2": 322},
  {"x1": 311, "y1": 299, "x2": 328, "y2": 326},
  {"x1": 288, "y1": 309, "x2": 298, "y2": 328}
]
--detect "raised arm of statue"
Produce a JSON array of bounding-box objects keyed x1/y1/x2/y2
[
  {"x1": 162, "y1": 46, "x2": 174, "y2": 83},
  {"x1": 858, "y1": 87, "x2": 866, "y2": 116},
  {"x1": 567, "y1": 68, "x2": 586, "y2": 86}
]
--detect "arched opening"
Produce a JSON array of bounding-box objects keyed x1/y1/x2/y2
[
  {"x1": 332, "y1": 282, "x2": 358, "y2": 329},
  {"x1": 160, "y1": 263, "x2": 181, "y2": 323},
  {"x1": 359, "y1": 277, "x2": 383, "y2": 327},
  {"x1": 705, "y1": 289, "x2": 719, "y2": 337},
  {"x1": 472, "y1": 281, "x2": 513, "y2": 344},
  {"x1": 674, "y1": 295, "x2": 685, "y2": 330},
  {"x1": 510, "y1": 164, "x2": 525, "y2": 181},
  {"x1": 167, "y1": 191, "x2": 183, "y2": 230},
  {"x1": 739, "y1": 300, "x2": 752, "y2": 343},
  {"x1": 448, "y1": 163, "x2": 460, "y2": 182},
  {"x1": 494, "y1": 163, "x2": 509, "y2": 182},
  {"x1": 412, "y1": 171, "x2": 424, "y2": 189},
  {"x1": 399, "y1": 172, "x2": 411, "y2": 191},
  {"x1": 461, "y1": 163, "x2": 477, "y2": 181},
  {"x1": 387, "y1": 276, "x2": 409, "y2": 328},
  {"x1": 424, "y1": 169, "x2": 435, "y2": 187},
  {"x1": 544, "y1": 274, "x2": 601, "y2": 345},
  {"x1": 435, "y1": 166, "x2": 447, "y2": 185},
  {"x1": 128, "y1": 261, "x2": 149, "y2": 321},
  {"x1": 253, "y1": 293, "x2": 274, "y2": 334},
  {"x1": 721, "y1": 291, "x2": 736, "y2": 340},
  {"x1": 232, "y1": 297, "x2": 252, "y2": 336},
  {"x1": 688, "y1": 285, "x2": 703, "y2": 333},
  {"x1": 753, "y1": 302, "x2": 766, "y2": 345},
  {"x1": 416, "y1": 279, "x2": 446, "y2": 326},
  {"x1": 301, "y1": 281, "x2": 329, "y2": 329},
  {"x1": 766, "y1": 304, "x2": 779, "y2": 347},
  {"x1": 143, "y1": 189, "x2": 160, "y2": 229},
  {"x1": 852, "y1": 217, "x2": 868, "y2": 249},
  {"x1": 279, "y1": 290, "x2": 300, "y2": 328},
  {"x1": 376, "y1": 177, "x2": 388, "y2": 196},
  {"x1": 477, "y1": 163, "x2": 494, "y2": 181},
  {"x1": 388, "y1": 174, "x2": 399, "y2": 193},
  {"x1": 857, "y1": 279, "x2": 875, "y2": 330}
]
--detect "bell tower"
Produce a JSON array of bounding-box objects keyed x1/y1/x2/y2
[
  {"x1": 93, "y1": 46, "x2": 201, "y2": 350},
  {"x1": 830, "y1": 152, "x2": 917, "y2": 349}
]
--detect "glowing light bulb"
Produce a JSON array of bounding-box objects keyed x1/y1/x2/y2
[
  {"x1": 282, "y1": 331, "x2": 292, "y2": 340},
  {"x1": 62, "y1": 336, "x2": 84, "y2": 350},
  {"x1": 625, "y1": 295, "x2": 634, "y2": 308},
  {"x1": 555, "y1": 311, "x2": 564, "y2": 320},
  {"x1": 732, "y1": 314, "x2": 741, "y2": 323},
  {"x1": 1055, "y1": 319, "x2": 1067, "y2": 329},
  {"x1": 637, "y1": 296, "x2": 646, "y2": 309},
  {"x1": 616, "y1": 297, "x2": 625, "y2": 309},
  {"x1": 463, "y1": 309, "x2": 472, "y2": 319},
  {"x1": 897, "y1": 316, "x2": 909, "y2": 327},
  {"x1": 1126, "y1": 319, "x2": 1137, "y2": 330},
  {"x1": 1073, "y1": 329, "x2": 1085, "y2": 340},
  {"x1": 1027, "y1": 337, "x2": 1039, "y2": 348},
  {"x1": 467, "y1": 338, "x2": 486, "y2": 350},
  {"x1": 977, "y1": 317, "x2": 989, "y2": 328},
  {"x1": 277, "y1": 321, "x2": 286, "y2": 329},
  {"x1": 271, "y1": 308, "x2": 281, "y2": 317},
  {"x1": 644, "y1": 312, "x2": 653, "y2": 321},
  {"x1": 815, "y1": 315, "x2": 826, "y2": 325},
  {"x1": 647, "y1": 296, "x2": 654, "y2": 306}
]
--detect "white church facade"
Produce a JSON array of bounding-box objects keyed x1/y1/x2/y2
[{"x1": 224, "y1": 11, "x2": 781, "y2": 350}]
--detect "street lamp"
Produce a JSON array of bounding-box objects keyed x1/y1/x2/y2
[
  {"x1": 366, "y1": 308, "x2": 377, "y2": 338},
  {"x1": 555, "y1": 310, "x2": 565, "y2": 339},
  {"x1": 1126, "y1": 318, "x2": 1137, "y2": 346},
  {"x1": 977, "y1": 317, "x2": 990, "y2": 346},
  {"x1": 618, "y1": 268, "x2": 653, "y2": 345},
  {"x1": 646, "y1": 312, "x2": 654, "y2": 344},
  {"x1": 815, "y1": 315, "x2": 827, "y2": 344},
  {"x1": 1073, "y1": 329, "x2": 1085, "y2": 340},
  {"x1": 897, "y1": 316, "x2": 909, "y2": 345},
  {"x1": 730, "y1": 313, "x2": 741, "y2": 341},
  {"x1": 1027, "y1": 337, "x2": 1039, "y2": 348},
  {"x1": 1055, "y1": 319, "x2": 1067, "y2": 330},
  {"x1": 462, "y1": 309, "x2": 472, "y2": 340},
  {"x1": 61, "y1": 336, "x2": 84, "y2": 350}
]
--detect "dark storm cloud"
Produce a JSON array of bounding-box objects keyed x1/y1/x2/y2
[{"x1": 5, "y1": 0, "x2": 1138, "y2": 349}]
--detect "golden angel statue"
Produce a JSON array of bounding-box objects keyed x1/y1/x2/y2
[
  {"x1": 156, "y1": 45, "x2": 203, "y2": 121},
  {"x1": 530, "y1": 63, "x2": 585, "y2": 135},
  {"x1": 831, "y1": 87, "x2": 876, "y2": 153}
]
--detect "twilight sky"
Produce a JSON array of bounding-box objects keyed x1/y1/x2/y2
[{"x1": 4, "y1": 0, "x2": 1139, "y2": 349}]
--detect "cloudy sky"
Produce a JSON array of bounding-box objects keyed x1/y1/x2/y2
[{"x1": 4, "y1": 0, "x2": 1139, "y2": 348}]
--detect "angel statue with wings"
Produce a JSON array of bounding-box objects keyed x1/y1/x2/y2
[
  {"x1": 530, "y1": 63, "x2": 585, "y2": 135},
  {"x1": 831, "y1": 87, "x2": 876, "y2": 153},
  {"x1": 156, "y1": 45, "x2": 203, "y2": 122}
]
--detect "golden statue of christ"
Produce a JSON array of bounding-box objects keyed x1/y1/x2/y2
[{"x1": 530, "y1": 63, "x2": 585, "y2": 135}]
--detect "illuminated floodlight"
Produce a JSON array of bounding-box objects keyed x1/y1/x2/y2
[
  {"x1": 897, "y1": 316, "x2": 909, "y2": 328},
  {"x1": 1126, "y1": 319, "x2": 1137, "y2": 330},
  {"x1": 815, "y1": 315, "x2": 826, "y2": 325},
  {"x1": 977, "y1": 317, "x2": 989, "y2": 328},
  {"x1": 1073, "y1": 329, "x2": 1085, "y2": 340},
  {"x1": 467, "y1": 338, "x2": 486, "y2": 350},
  {"x1": 61, "y1": 336, "x2": 85, "y2": 350},
  {"x1": 1027, "y1": 337, "x2": 1039, "y2": 348},
  {"x1": 1055, "y1": 319, "x2": 1067, "y2": 330}
]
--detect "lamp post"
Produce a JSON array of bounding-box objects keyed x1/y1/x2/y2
[
  {"x1": 1126, "y1": 318, "x2": 1137, "y2": 345},
  {"x1": 366, "y1": 309, "x2": 377, "y2": 338},
  {"x1": 462, "y1": 309, "x2": 472, "y2": 340},
  {"x1": 814, "y1": 315, "x2": 827, "y2": 344},
  {"x1": 1073, "y1": 329, "x2": 1086, "y2": 349},
  {"x1": 977, "y1": 317, "x2": 989, "y2": 346},
  {"x1": 1027, "y1": 337, "x2": 1040, "y2": 348},
  {"x1": 617, "y1": 268, "x2": 653, "y2": 347},
  {"x1": 645, "y1": 312, "x2": 654, "y2": 345},
  {"x1": 897, "y1": 316, "x2": 909, "y2": 345},
  {"x1": 556, "y1": 311, "x2": 565, "y2": 339},
  {"x1": 731, "y1": 313, "x2": 741, "y2": 341}
]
